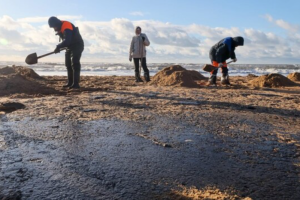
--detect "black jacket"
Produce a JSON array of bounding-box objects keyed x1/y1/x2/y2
[
  {"x1": 49, "y1": 17, "x2": 84, "y2": 49},
  {"x1": 209, "y1": 37, "x2": 244, "y2": 63},
  {"x1": 57, "y1": 21, "x2": 84, "y2": 49}
]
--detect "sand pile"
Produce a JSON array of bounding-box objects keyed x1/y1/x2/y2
[
  {"x1": 0, "y1": 65, "x2": 42, "y2": 79},
  {"x1": 0, "y1": 66, "x2": 58, "y2": 97},
  {"x1": 249, "y1": 73, "x2": 297, "y2": 88},
  {"x1": 150, "y1": 65, "x2": 206, "y2": 88},
  {"x1": 287, "y1": 72, "x2": 300, "y2": 82}
]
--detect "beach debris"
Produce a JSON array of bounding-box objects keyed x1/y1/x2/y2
[
  {"x1": 83, "y1": 109, "x2": 97, "y2": 113},
  {"x1": 130, "y1": 132, "x2": 173, "y2": 148},
  {"x1": 287, "y1": 72, "x2": 300, "y2": 82},
  {"x1": 248, "y1": 73, "x2": 297, "y2": 88},
  {"x1": 173, "y1": 101, "x2": 201, "y2": 105},
  {"x1": 150, "y1": 65, "x2": 206, "y2": 88},
  {"x1": 246, "y1": 106, "x2": 256, "y2": 110},
  {"x1": 0, "y1": 102, "x2": 25, "y2": 113},
  {"x1": 94, "y1": 95, "x2": 106, "y2": 99},
  {"x1": 142, "y1": 92, "x2": 159, "y2": 97}
]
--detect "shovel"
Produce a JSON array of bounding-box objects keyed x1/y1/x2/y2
[
  {"x1": 202, "y1": 60, "x2": 234, "y2": 72},
  {"x1": 25, "y1": 48, "x2": 67, "y2": 65}
]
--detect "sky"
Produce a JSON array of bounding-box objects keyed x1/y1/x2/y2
[{"x1": 0, "y1": 0, "x2": 300, "y2": 64}]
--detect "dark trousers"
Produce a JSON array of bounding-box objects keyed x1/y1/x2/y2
[
  {"x1": 133, "y1": 57, "x2": 149, "y2": 75},
  {"x1": 65, "y1": 45, "x2": 84, "y2": 72}
]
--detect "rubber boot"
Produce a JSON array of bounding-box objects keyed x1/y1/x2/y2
[
  {"x1": 70, "y1": 69, "x2": 80, "y2": 89},
  {"x1": 135, "y1": 72, "x2": 143, "y2": 82},
  {"x1": 221, "y1": 74, "x2": 230, "y2": 85},
  {"x1": 144, "y1": 71, "x2": 151, "y2": 82},
  {"x1": 63, "y1": 69, "x2": 73, "y2": 88},
  {"x1": 208, "y1": 74, "x2": 217, "y2": 86}
]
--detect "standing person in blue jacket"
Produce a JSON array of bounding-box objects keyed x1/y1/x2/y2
[
  {"x1": 48, "y1": 16, "x2": 84, "y2": 89},
  {"x1": 208, "y1": 36, "x2": 244, "y2": 86}
]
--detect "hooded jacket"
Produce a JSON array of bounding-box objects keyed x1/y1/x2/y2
[
  {"x1": 129, "y1": 27, "x2": 150, "y2": 59},
  {"x1": 209, "y1": 36, "x2": 244, "y2": 63},
  {"x1": 48, "y1": 17, "x2": 84, "y2": 49}
]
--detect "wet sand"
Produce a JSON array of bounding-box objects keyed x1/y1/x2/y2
[{"x1": 1, "y1": 75, "x2": 300, "y2": 199}]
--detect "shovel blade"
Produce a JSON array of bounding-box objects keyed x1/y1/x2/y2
[
  {"x1": 25, "y1": 53, "x2": 38, "y2": 65},
  {"x1": 202, "y1": 64, "x2": 217, "y2": 72}
]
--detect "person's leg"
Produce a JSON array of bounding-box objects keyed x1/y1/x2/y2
[
  {"x1": 70, "y1": 45, "x2": 84, "y2": 89},
  {"x1": 133, "y1": 58, "x2": 143, "y2": 82},
  {"x1": 221, "y1": 62, "x2": 230, "y2": 85},
  {"x1": 208, "y1": 60, "x2": 218, "y2": 85},
  {"x1": 64, "y1": 49, "x2": 73, "y2": 87},
  {"x1": 141, "y1": 57, "x2": 150, "y2": 82}
]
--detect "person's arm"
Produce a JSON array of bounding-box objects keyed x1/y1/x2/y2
[
  {"x1": 231, "y1": 51, "x2": 236, "y2": 60},
  {"x1": 56, "y1": 29, "x2": 73, "y2": 49},
  {"x1": 129, "y1": 37, "x2": 134, "y2": 61},
  {"x1": 141, "y1": 33, "x2": 150, "y2": 46}
]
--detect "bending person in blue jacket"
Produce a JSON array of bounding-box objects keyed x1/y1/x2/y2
[{"x1": 208, "y1": 36, "x2": 244, "y2": 85}]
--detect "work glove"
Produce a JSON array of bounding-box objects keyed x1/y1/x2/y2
[
  {"x1": 218, "y1": 63, "x2": 224, "y2": 68},
  {"x1": 54, "y1": 46, "x2": 60, "y2": 54},
  {"x1": 233, "y1": 58, "x2": 237, "y2": 62},
  {"x1": 142, "y1": 37, "x2": 145, "y2": 41}
]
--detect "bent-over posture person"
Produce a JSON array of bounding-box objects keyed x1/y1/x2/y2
[
  {"x1": 48, "y1": 16, "x2": 84, "y2": 89},
  {"x1": 209, "y1": 36, "x2": 244, "y2": 86},
  {"x1": 129, "y1": 26, "x2": 151, "y2": 82}
]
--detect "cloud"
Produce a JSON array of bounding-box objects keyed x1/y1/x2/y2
[
  {"x1": 0, "y1": 14, "x2": 300, "y2": 63},
  {"x1": 264, "y1": 14, "x2": 300, "y2": 32},
  {"x1": 129, "y1": 12, "x2": 144, "y2": 16}
]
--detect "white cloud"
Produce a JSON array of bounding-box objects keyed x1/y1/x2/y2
[
  {"x1": 264, "y1": 14, "x2": 299, "y2": 32},
  {"x1": 129, "y1": 12, "x2": 144, "y2": 16},
  {"x1": 0, "y1": 14, "x2": 299, "y2": 63}
]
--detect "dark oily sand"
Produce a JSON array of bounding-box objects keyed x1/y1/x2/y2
[
  {"x1": 1, "y1": 88, "x2": 300, "y2": 199},
  {"x1": 0, "y1": 102, "x2": 25, "y2": 113},
  {"x1": 0, "y1": 73, "x2": 300, "y2": 199}
]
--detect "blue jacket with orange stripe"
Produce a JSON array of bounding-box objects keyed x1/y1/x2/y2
[{"x1": 209, "y1": 37, "x2": 244, "y2": 63}]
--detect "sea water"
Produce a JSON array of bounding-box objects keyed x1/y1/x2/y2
[{"x1": 1, "y1": 61, "x2": 300, "y2": 77}]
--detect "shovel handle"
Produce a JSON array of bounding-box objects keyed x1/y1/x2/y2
[
  {"x1": 37, "y1": 48, "x2": 67, "y2": 59},
  {"x1": 214, "y1": 60, "x2": 235, "y2": 69}
]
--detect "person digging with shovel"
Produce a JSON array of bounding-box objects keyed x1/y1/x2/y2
[
  {"x1": 208, "y1": 36, "x2": 244, "y2": 86},
  {"x1": 48, "y1": 16, "x2": 84, "y2": 89},
  {"x1": 129, "y1": 26, "x2": 151, "y2": 82}
]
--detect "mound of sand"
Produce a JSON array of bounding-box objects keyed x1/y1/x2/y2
[
  {"x1": 249, "y1": 73, "x2": 297, "y2": 88},
  {"x1": 150, "y1": 65, "x2": 206, "y2": 88},
  {"x1": 0, "y1": 66, "x2": 58, "y2": 97},
  {"x1": 247, "y1": 74, "x2": 258, "y2": 78},
  {"x1": 287, "y1": 72, "x2": 300, "y2": 82},
  {"x1": 0, "y1": 65, "x2": 42, "y2": 79}
]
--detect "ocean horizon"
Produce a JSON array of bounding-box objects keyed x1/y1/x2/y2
[{"x1": 1, "y1": 61, "x2": 300, "y2": 77}]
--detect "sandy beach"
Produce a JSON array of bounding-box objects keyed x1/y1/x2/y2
[{"x1": 1, "y1": 66, "x2": 300, "y2": 199}]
